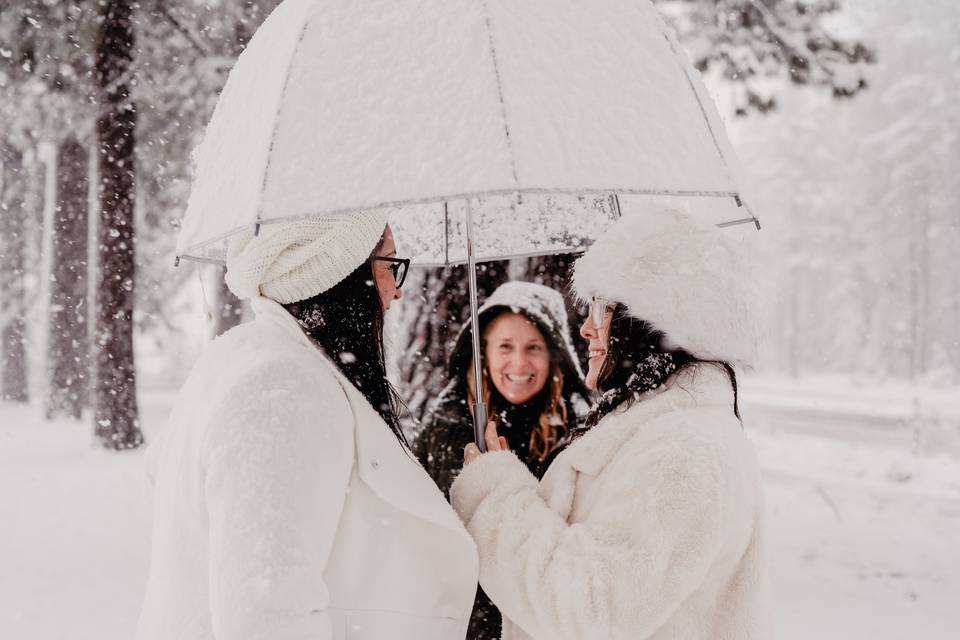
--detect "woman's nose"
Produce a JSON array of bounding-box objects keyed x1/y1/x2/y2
[
  {"x1": 580, "y1": 317, "x2": 595, "y2": 339},
  {"x1": 508, "y1": 351, "x2": 530, "y2": 368}
]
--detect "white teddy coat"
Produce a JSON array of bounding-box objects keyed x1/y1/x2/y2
[
  {"x1": 136, "y1": 296, "x2": 478, "y2": 640},
  {"x1": 450, "y1": 210, "x2": 769, "y2": 639},
  {"x1": 450, "y1": 366, "x2": 769, "y2": 640}
]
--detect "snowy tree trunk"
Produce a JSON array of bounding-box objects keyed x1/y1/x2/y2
[
  {"x1": 951, "y1": 218, "x2": 960, "y2": 377},
  {"x1": 46, "y1": 137, "x2": 91, "y2": 419},
  {"x1": 0, "y1": 140, "x2": 29, "y2": 403},
  {"x1": 396, "y1": 262, "x2": 508, "y2": 424},
  {"x1": 93, "y1": 0, "x2": 143, "y2": 449},
  {"x1": 787, "y1": 268, "x2": 800, "y2": 378},
  {"x1": 915, "y1": 192, "x2": 930, "y2": 379}
]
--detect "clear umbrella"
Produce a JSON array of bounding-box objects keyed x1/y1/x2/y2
[{"x1": 175, "y1": 0, "x2": 759, "y2": 448}]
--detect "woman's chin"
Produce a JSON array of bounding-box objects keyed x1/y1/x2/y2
[
  {"x1": 499, "y1": 387, "x2": 539, "y2": 405},
  {"x1": 584, "y1": 371, "x2": 599, "y2": 391}
]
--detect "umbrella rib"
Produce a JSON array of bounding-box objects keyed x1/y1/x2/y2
[
  {"x1": 253, "y1": 4, "x2": 313, "y2": 232},
  {"x1": 649, "y1": 5, "x2": 760, "y2": 228},
  {"x1": 647, "y1": 3, "x2": 734, "y2": 185},
  {"x1": 479, "y1": 0, "x2": 520, "y2": 187}
]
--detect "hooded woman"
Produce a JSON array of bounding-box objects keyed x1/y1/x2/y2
[
  {"x1": 136, "y1": 212, "x2": 479, "y2": 640},
  {"x1": 450, "y1": 209, "x2": 770, "y2": 640},
  {"x1": 414, "y1": 281, "x2": 590, "y2": 639}
]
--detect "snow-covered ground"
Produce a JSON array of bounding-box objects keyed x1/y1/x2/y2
[
  {"x1": 742, "y1": 398, "x2": 960, "y2": 638},
  {"x1": 1, "y1": 381, "x2": 958, "y2": 639}
]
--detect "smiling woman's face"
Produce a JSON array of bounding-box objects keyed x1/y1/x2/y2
[
  {"x1": 483, "y1": 312, "x2": 550, "y2": 405},
  {"x1": 371, "y1": 224, "x2": 402, "y2": 312},
  {"x1": 580, "y1": 305, "x2": 614, "y2": 390}
]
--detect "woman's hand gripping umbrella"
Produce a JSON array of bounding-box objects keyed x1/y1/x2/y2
[{"x1": 464, "y1": 420, "x2": 509, "y2": 465}]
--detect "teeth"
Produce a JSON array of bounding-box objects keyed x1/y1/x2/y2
[
  {"x1": 589, "y1": 350, "x2": 605, "y2": 358},
  {"x1": 505, "y1": 374, "x2": 535, "y2": 383}
]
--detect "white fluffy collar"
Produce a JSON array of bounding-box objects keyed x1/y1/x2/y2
[{"x1": 557, "y1": 365, "x2": 733, "y2": 477}]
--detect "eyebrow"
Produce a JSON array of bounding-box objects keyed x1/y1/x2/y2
[{"x1": 494, "y1": 338, "x2": 544, "y2": 345}]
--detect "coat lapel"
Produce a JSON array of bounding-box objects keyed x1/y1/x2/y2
[
  {"x1": 250, "y1": 296, "x2": 467, "y2": 534},
  {"x1": 348, "y1": 389, "x2": 468, "y2": 532}
]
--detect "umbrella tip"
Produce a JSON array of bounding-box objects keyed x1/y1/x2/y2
[
  {"x1": 753, "y1": 217, "x2": 762, "y2": 231},
  {"x1": 174, "y1": 255, "x2": 181, "y2": 268},
  {"x1": 734, "y1": 194, "x2": 743, "y2": 208},
  {"x1": 254, "y1": 222, "x2": 261, "y2": 237}
]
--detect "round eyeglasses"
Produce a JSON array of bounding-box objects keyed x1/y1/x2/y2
[
  {"x1": 578, "y1": 296, "x2": 613, "y2": 326},
  {"x1": 370, "y1": 256, "x2": 411, "y2": 289}
]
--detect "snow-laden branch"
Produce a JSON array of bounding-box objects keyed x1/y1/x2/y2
[
  {"x1": 152, "y1": 0, "x2": 213, "y2": 58},
  {"x1": 746, "y1": 0, "x2": 836, "y2": 82}
]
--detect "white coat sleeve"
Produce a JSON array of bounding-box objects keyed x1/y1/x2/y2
[
  {"x1": 201, "y1": 364, "x2": 355, "y2": 640},
  {"x1": 449, "y1": 432, "x2": 725, "y2": 640}
]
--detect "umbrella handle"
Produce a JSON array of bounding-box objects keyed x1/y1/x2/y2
[{"x1": 472, "y1": 402, "x2": 488, "y2": 453}]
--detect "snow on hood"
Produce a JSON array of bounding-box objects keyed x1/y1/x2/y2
[
  {"x1": 450, "y1": 281, "x2": 586, "y2": 388},
  {"x1": 572, "y1": 206, "x2": 759, "y2": 366}
]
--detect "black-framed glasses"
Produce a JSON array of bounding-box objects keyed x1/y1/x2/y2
[{"x1": 371, "y1": 256, "x2": 411, "y2": 288}]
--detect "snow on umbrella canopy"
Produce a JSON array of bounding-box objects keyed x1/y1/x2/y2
[
  {"x1": 175, "y1": 0, "x2": 757, "y2": 265},
  {"x1": 175, "y1": 0, "x2": 759, "y2": 449}
]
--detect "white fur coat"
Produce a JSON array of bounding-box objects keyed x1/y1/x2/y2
[
  {"x1": 450, "y1": 366, "x2": 770, "y2": 639},
  {"x1": 136, "y1": 296, "x2": 478, "y2": 640}
]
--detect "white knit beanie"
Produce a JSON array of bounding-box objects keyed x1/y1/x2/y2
[{"x1": 224, "y1": 210, "x2": 389, "y2": 303}]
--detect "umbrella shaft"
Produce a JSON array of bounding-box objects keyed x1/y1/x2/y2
[{"x1": 465, "y1": 199, "x2": 487, "y2": 453}]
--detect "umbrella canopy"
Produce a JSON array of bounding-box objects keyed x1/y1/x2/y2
[
  {"x1": 176, "y1": 0, "x2": 761, "y2": 450},
  {"x1": 176, "y1": 0, "x2": 756, "y2": 264}
]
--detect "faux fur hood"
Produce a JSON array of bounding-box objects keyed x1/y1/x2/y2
[{"x1": 572, "y1": 206, "x2": 758, "y2": 366}]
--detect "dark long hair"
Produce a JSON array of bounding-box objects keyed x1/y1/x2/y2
[
  {"x1": 282, "y1": 258, "x2": 407, "y2": 447},
  {"x1": 584, "y1": 304, "x2": 740, "y2": 427}
]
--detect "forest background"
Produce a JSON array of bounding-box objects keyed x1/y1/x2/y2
[
  {"x1": 2, "y1": 0, "x2": 956, "y2": 445},
  {"x1": 2, "y1": 1, "x2": 958, "y2": 638}
]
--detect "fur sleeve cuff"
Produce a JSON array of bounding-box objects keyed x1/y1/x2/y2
[{"x1": 450, "y1": 450, "x2": 536, "y2": 525}]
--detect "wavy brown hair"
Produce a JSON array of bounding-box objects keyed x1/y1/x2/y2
[{"x1": 466, "y1": 347, "x2": 569, "y2": 461}]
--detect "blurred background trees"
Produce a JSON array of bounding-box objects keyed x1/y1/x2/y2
[
  {"x1": 0, "y1": 0, "x2": 282, "y2": 445},
  {"x1": 1, "y1": 0, "x2": 957, "y2": 442}
]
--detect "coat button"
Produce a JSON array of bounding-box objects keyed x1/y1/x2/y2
[{"x1": 370, "y1": 459, "x2": 380, "y2": 470}]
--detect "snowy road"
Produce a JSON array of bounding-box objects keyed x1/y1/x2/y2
[
  {"x1": 1, "y1": 391, "x2": 958, "y2": 639},
  {"x1": 745, "y1": 409, "x2": 960, "y2": 639}
]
